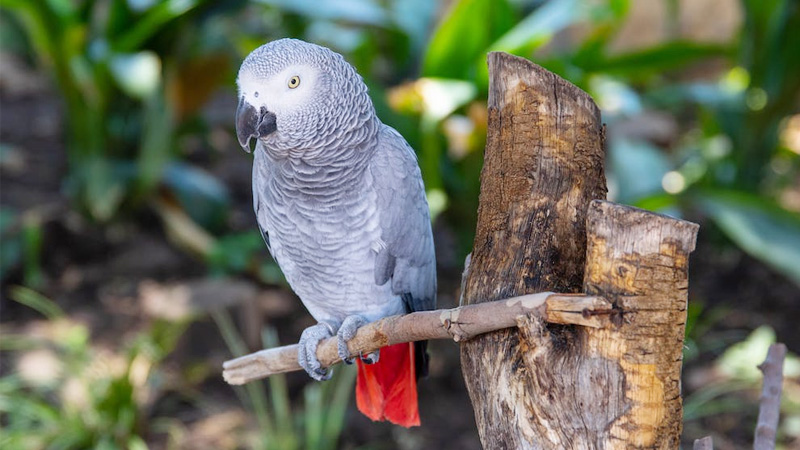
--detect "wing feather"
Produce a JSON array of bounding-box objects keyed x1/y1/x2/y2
[{"x1": 370, "y1": 125, "x2": 436, "y2": 313}]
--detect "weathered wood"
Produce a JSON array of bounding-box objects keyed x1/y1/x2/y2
[
  {"x1": 583, "y1": 200, "x2": 698, "y2": 448},
  {"x1": 222, "y1": 293, "x2": 612, "y2": 384},
  {"x1": 754, "y1": 343, "x2": 787, "y2": 450},
  {"x1": 460, "y1": 52, "x2": 699, "y2": 448},
  {"x1": 460, "y1": 51, "x2": 607, "y2": 448}
]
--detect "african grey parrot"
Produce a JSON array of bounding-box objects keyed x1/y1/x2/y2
[{"x1": 235, "y1": 38, "x2": 436, "y2": 427}]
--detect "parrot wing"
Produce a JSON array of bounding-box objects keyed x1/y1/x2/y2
[
  {"x1": 252, "y1": 146, "x2": 274, "y2": 257},
  {"x1": 370, "y1": 125, "x2": 437, "y2": 314}
]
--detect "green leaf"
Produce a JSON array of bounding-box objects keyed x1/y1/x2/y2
[
  {"x1": 163, "y1": 162, "x2": 229, "y2": 231},
  {"x1": 0, "y1": 207, "x2": 21, "y2": 281},
  {"x1": 112, "y1": 0, "x2": 203, "y2": 52},
  {"x1": 696, "y1": 189, "x2": 800, "y2": 285},
  {"x1": 136, "y1": 89, "x2": 173, "y2": 199},
  {"x1": 207, "y1": 231, "x2": 264, "y2": 275},
  {"x1": 128, "y1": 435, "x2": 149, "y2": 450},
  {"x1": 489, "y1": 0, "x2": 582, "y2": 55},
  {"x1": 22, "y1": 220, "x2": 44, "y2": 288},
  {"x1": 9, "y1": 286, "x2": 64, "y2": 319},
  {"x1": 422, "y1": 0, "x2": 516, "y2": 79},
  {"x1": 584, "y1": 41, "x2": 732, "y2": 78},
  {"x1": 255, "y1": 0, "x2": 388, "y2": 27},
  {"x1": 644, "y1": 82, "x2": 741, "y2": 110},
  {"x1": 321, "y1": 364, "x2": 356, "y2": 450},
  {"x1": 78, "y1": 158, "x2": 134, "y2": 222}
]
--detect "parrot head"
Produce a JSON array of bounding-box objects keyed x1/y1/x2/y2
[{"x1": 235, "y1": 38, "x2": 376, "y2": 157}]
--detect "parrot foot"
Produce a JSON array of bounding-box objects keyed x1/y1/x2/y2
[
  {"x1": 298, "y1": 322, "x2": 336, "y2": 381},
  {"x1": 337, "y1": 315, "x2": 380, "y2": 365}
]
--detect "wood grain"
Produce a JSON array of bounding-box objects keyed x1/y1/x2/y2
[
  {"x1": 460, "y1": 51, "x2": 607, "y2": 448},
  {"x1": 459, "y1": 52, "x2": 698, "y2": 448}
]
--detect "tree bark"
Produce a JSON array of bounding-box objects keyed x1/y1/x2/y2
[
  {"x1": 460, "y1": 52, "x2": 699, "y2": 448},
  {"x1": 582, "y1": 200, "x2": 698, "y2": 448},
  {"x1": 460, "y1": 51, "x2": 607, "y2": 448}
]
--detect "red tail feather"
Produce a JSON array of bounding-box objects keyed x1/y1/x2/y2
[{"x1": 355, "y1": 342, "x2": 420, "y2": 427}]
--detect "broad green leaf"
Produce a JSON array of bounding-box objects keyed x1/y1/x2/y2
[
  {"x1": 112, "y1": 0, "x2": 202, "y2": 52},
  {"x1": 163, "y1": 162, "x2": 230, "y2": 231},
  {"x1": 489, "y1": 0, "x2": 582, "y2": 55},
  {"x1": 422, "y1": 0, "x2": 516, "y2": 79},
  {"x1": 697, "y1": 189, "x2": 800, "y2": 285},
  {"x1": 645, "y1": 82, "x2": 742, "y2": 110},
  {"x1": 136, "y1": 89, "x2": 173, "y2": 199},
  {"x1": 255, "y1": 0, "x2": 387, "y2": 26},
  {"x1": 206, "y1": 231, "x2": 264, "y2": 275},
  {"x1": 583, "y1": 41, "x2": 732, "y2": 79}
]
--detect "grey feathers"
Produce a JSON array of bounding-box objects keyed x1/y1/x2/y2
[
  {"x1": 370, "y1": 126, "x2": 436, "y2": 314},
  {"x1": 241, "y1": 38, "x2": 436, "y2": 325}
]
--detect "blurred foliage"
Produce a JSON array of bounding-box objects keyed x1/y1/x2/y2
[
  {"x1": 683, "y1": 326, "x2": 800, "y2": 442},
  {"x1": 2, "y1": 0, "x2": 797, "y2": 280},
  {"x1": 0, "y1": 0, "x2": 237, "y2": 226},
  {"x1": 1, "y1": 0, "x2": 799, "y2": 447},
  {"x1": 212, "y1": 311, "x2": 356, "y2": 450},
  {"x1": 0, "y1": 207, "x2": 45, "y2": 288},
  {"x1": 0, "y1": 287, "x2": 191, "y2": 449}
]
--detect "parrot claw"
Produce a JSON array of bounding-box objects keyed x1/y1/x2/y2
[
  {"x1": 298, "y1": 322, "x2": 335, "y2": 381},
  {"x1": 360, "y1": 350, "x2": 380, "y2": 365},
  {"x1": 337, "y1": 315, "x2": 368, "y2": 363}
]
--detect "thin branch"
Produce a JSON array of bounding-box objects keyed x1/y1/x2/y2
[
  {"x1": 754, "y1": 343, "x2": 787, "y2": 450},
  {"x1": 693, "y1": 436, "x2": 713, "y2": 450},
  {"x1": 223, "y1": 292, "x2": 613, "y2": 385}
]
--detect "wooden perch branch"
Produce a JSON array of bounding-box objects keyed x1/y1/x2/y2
[
  {"x1": 754, "y1": 343, "x2": 787, "y2": 450},
  {"x1": 222, "y1": 292, "x2": 612, "y2": 385}
]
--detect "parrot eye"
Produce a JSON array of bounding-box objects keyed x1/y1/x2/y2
[{"x1": 288, "y1": 76, "x2": 300, "y2": 89}]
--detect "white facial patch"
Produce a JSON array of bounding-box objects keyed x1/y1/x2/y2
[{"x1": 237, "y1": 64, "x2": 321, "y2": 116}]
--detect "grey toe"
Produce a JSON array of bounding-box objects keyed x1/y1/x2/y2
[
  {"x1": 298, "y1": 322, "x2": 335, "y2": 381},
  {"x1": 336, "y1": 315, "x2": 367, "y2": 363}
]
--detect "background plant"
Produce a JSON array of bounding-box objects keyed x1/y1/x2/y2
[
  {"x1": 0, "y1": 287, "x2": 190, "y2": 449},
  {"x1": 1, "y1": 0, "x2": 798, "y2": 448}
]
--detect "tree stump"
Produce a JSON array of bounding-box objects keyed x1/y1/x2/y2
[
  {"x1": 582, "y1": 200, "x2": 698, "y2": 447},
  {"x1": 460, "y1": 52, "x2": 699, "y2": 448}
]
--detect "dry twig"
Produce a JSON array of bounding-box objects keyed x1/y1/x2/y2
[
  {"x1": 693, "y1": 436, "x2": 713, "y2": 450},
  {"x1": 754, "y1": 343, "x2": 787, "y2": 450},
  {"x1": 223, "y1": 292, "x2": 613, "y2": 385}
]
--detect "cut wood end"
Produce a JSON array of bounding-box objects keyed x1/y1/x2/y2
[
  {"x1": 222, "y1": 370, "x2": 247, "y2": 386},
  {"x1": 544, "y1": 295, "x2": 614, "y2": 328}
]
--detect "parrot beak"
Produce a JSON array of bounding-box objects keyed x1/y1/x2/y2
[{"x1": 236, "y1": 98, "x2": 277, "y2": 152}]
